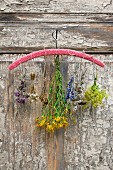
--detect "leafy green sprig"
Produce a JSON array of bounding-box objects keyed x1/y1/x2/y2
[
  {"x1": 36, "y1": 56, "x2": 71, "y2": 132},
  {"x1": 83, "y1": 76, "x2": 108, "y2": 109}
]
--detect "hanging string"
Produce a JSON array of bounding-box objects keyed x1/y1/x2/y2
[
  {"x1": 52, "y1": 29, "x2": 59, "y2": 63},
  {"x1": 39, "y1": 46, "x2": 48, "y2": 106},
  {"x1": 52, "y1": 29, "x2": 59, "y2": 49}
]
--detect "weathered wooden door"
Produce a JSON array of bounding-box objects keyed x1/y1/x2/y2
[{"x1": 0, "y1": 1, "x2": 113, "y2": 170}]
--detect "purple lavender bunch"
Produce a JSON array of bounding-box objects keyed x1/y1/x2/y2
[
  {"x1": 65, "y1": 76, "x2": 77, "y2": 101},
  {"x1": 15, "y1": 80, "x2": 28, "y2": 104}
]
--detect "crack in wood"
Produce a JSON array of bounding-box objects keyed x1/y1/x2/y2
[{"x1": 103, "y1": 0, "x2": 112, "y2": 8}]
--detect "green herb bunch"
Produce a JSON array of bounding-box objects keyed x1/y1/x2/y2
[
  {"x1": 36, "y1": 56, "x2": 71, "y2": 132},
  {"x1": 83, "y1": 76, "x2": 108, "y2": 109}
]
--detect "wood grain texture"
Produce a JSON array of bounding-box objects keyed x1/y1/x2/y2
[
  {"x1": 0, "y1": 13, "x2": 113, "y2": 23},
  {"x1": 0, "y1": 0, "x2": 113, "y2": 13},
  {"x1": 0, "y1": 13, "x2": 113, "y2": 53},
  {"x1": 0, "y1": 47, "x2": 113, "y2": 54},
  {"x1": 0, "y1": 55, "x2": 113, "y2": 170},
  {"x1": 0, "y1": 1, "x2": 113, "y2": 169}
]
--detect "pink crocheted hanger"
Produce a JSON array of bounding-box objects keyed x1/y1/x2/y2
[{"x1": 8, "y1": 49, "x2": 105, "y2": 70}]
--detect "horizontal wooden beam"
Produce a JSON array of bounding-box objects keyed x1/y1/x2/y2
[
  {"x1": 0, "y1": 13, "x2": 113, "y2": 52},
  {"x1": 0, "y1": 47, "x2": 113, "y2": 54},
  {"x1": 0, "y1": 12, "x2": 113, "y2": 14},
  {"x1": 0, "y1": 13, "x2": 113, "y2": 25}
]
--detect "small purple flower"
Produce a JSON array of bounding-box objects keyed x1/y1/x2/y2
[
  {"x1": 15, "y1": 78, "x2": 28, "y2": 104},
  {"x1": 16, "y1": 97, "x2": 26, "y2": 104},
  {"x1": 65, "y1": 76, "x2": 77, "y2": 101},
  {"x1": 20, "y1": 98, "x2": 26, "y2": 104},
  {"x1": 69, "y1": 90, "x2": 77, "y2": 101},
  {"x1": 16, "y1": 98, "x2": 21, "y2": 103},
  {"x1": 15, "y1": 92, "x2": 20, "y2": 97}
]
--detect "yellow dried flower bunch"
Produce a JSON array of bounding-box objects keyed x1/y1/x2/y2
[{"x1": 36, "y1": 56, "x2": 71, "y2": 132}]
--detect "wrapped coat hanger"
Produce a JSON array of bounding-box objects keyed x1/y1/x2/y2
[{"x1": 8, "y1": 49, "x2": 105, "y2": 70}]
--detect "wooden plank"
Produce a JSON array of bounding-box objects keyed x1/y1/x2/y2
[
  {"x1": 54, "y1": 129, "x2": 65, "y2": 170},
  {"x1": 0, "y1": 13, "x2": 113, "y2": 24},
  {"x1": 1, "y1": 54, "x2": 113, "y2": 169},
  {"x1": 0, "y1": 0, "x2": 113, "y2": 13},
  {"x1": 4, "y1": 62, "x2": 48, "y2": 169},
  {"x1": 0, "y1": 13, "x2": 113, "y2": 52},
  {"x1": 0, "y1": 25, "x2": 113, "y2": 51},
  {"x1": 0, "y1": 47, "x2": 113, "y2": 54},
  {"x1": 44, "y1": 59, "x2": 65, "y2": 170}
]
